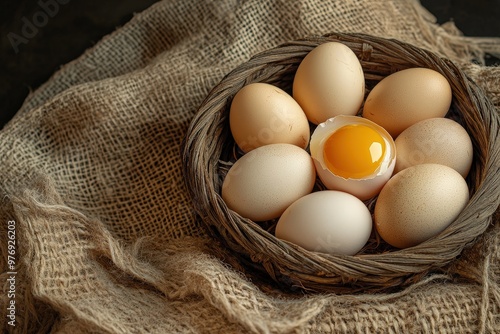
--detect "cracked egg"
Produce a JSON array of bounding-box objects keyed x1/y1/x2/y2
[{"x1": 310, "y1": 115, "x2": 396, "y2": 200}]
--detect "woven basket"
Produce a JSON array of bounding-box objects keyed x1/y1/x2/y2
[{"x1": 182, "y1": 32, "x2": 500, "y2": 293}]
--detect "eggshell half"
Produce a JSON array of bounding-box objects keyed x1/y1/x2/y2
[{"x1": 310, "y1": 115, "x2": 396, "y2": 200}]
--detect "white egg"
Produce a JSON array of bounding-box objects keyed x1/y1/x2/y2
[
  {"x1": 221, "y1": 143, "x2": 316, "y2": 221},
  {"x1": 275, "y1": 190, "x2": 372, "y2": 255},
  {"x1": 310, "y1": 115, "x2": 396, "y2": 200}
]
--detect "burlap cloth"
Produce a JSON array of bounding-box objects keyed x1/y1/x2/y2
[{"x1": 1, "y1": 0, "x2": 500, "y2": 333}]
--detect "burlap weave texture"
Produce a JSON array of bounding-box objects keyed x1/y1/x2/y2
[{"x1": 1, "y1": 0, "x2": 499, "y2": 333}]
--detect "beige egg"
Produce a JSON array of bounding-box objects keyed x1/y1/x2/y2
[
  {"x1": 362, "y1": 68, "x2": 452, "y2": 137},
  {"x1": 293, "y1": 42, "x2": 365, "y2": 125},
  {"x1": 276, "y1": 190, "x2": 372, "y2": 255},
  {"x1": 395, "y1": 117, "x2": 473, "y2": 178},
  {"x1": 374, "y1": 164, "x2": 469, "y2": 249},
  {"x1": 221, "y1": 143, "x2": 316, "y2": 221},
  {"x1": 229, "y1": 82, "x2": 310, "y2": 153}
]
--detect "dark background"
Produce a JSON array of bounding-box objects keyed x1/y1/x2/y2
[{"x1": 1, "y1": 0, "x2": 499, "y2": 129}]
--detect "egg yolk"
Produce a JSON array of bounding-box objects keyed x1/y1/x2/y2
[{"x1": 323, "y1": 124, "x2": 386, "y2": 179}]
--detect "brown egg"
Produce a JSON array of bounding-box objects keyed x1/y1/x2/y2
[
  {"x1": 293, "y1": 42, "x2": 365, "y2": 125},
  {"x1": 229, "y1": 83, "x2": 310, "y2": 153},
  {"x1": 374, "y1": 164, "x2": 469, "y2": 249},
  {"x1": 362, "y1": 68, "x2": 452, "y2": 137},
  {"x1": 394, "y1": 117, "x2": 473, "y2": 178}
]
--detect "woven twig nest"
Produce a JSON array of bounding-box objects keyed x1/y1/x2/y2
[{"x1": 182, "y1": 32, "x2": 500, "y2": 293}]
